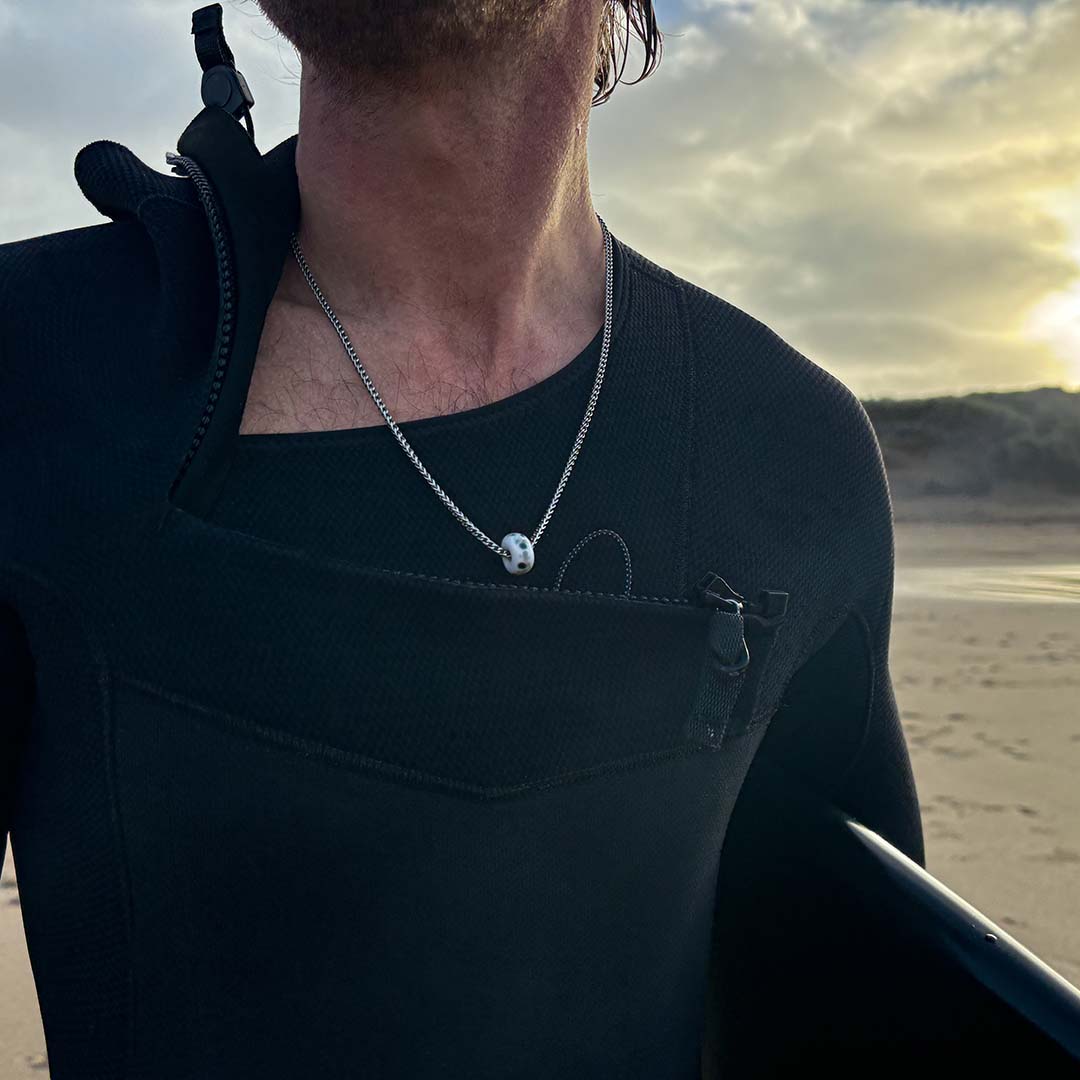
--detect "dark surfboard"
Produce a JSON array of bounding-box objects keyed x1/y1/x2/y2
[
  {"x1": 842, "y1": 809, "x2": 1080, "y2": 1060},
  {"x1": 703, "y1": 759, "x2": 1080, "y2": 1077}
]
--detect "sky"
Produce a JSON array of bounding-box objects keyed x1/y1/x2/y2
[{"x1": 1, "y1": 0, "x2": 1078, "y2": 400}]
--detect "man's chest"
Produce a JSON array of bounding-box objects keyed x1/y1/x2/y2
[{"x1": 237, "y1": 300, "x2": 593, "y2": 437}]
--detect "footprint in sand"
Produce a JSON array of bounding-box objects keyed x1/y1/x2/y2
[
  {"x1": 909, "y1": 724, "x2": 955, "y2": 748},
  {"x1": 999, "y1": 915, "x2": 1029, "y2": 929},
  {"x1": 932, "y1": 745, "x2": 978, "y2": 759},
  {"x1": 932, "y1": 794, "x2": 1007, "y2": 816},
  {"x1": 973, "y1": 731, "x2": 1032, "y2": 761},
  {"x1": 1024, "y1": 846, "x2": 1080, "y2": 864},
  {"x1": 1002, "y1": 745, "x2": 1031, "y2": 760},
  {"x1": 926, "y1": 820, "x2": 963, "y2": 840}
]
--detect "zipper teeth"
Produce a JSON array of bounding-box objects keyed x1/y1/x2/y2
[{"x1": 165, "y1": 151, "x2": 235, "y2": 484}]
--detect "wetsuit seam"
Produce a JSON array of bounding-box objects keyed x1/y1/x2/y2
[
  {"x1": 832, "y1": 604, "x2": 877, "y2": 790},
  {"x1": 114, "y1": 672, "x2": 720, "y2": 801},
  {"x1": 740, "y1": 602, "x2": 850, "y2": 734},
  {"x1": 134, "y1": 190, "x2": 204, "y2": 219},
  {"x1": 625, "y1": 253, "x2": 681, "y2": 289},
  {"x1": 0, "y1": 559, "x2": 136, "y2": 1079},
  {"x1": 161, "y1": 506, "x2": 694, "y2": 605},
  {"x1": 675, "y1": 279, "x2": 695, "y2": 599}
]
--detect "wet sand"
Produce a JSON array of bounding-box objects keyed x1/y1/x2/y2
[
  {"x1": 0, "y1": 860, "x2": 46, "y2": 1076},
  {"x1": 2, "y1": 517, "x2": 1078, "y2": 1073},
  {"x1": 892, "y1": 518, "x2": 1080, "y2": 989}
]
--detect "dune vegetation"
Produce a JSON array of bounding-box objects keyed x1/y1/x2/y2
[{"x1": 862, "y1": 387, "x2": 1080, "y2": 510}]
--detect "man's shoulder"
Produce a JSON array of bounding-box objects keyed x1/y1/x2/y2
[
  {"x1": 0, "y1": 141, "x2": 216, "y2": 473},
  {"x1": 1, "y1": 140, "x2": 214, "y2": 375},
  {"x1": 0, "y1": 218, "x2": 156, "y2": 307},
  {"x1": 0, "y1": 219, "x2": 171, "y2": 405},
  {"x1": 636, "y1": 253, "x2": 894, "y2": 641},
  {"x1": 626, "y1": 246, "x2": 878, "y2": 454},
  {"x1": 624, "y1": 245, "x2": 891, "y2": 558},
  {"x1": 2, "y1": 137, "x2": 206, "y2": 309}
]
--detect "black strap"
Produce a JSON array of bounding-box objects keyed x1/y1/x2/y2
[
  {"x1": 190, "y1": 4, "x2": 256, "y2": 141},
  {"x1": 192, "y1": 4, "x2": 235, "y2": 71}
]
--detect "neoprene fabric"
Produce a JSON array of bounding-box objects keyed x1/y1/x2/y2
[{"x1": 0, "y1": 108, "x2": 926, "y2": 1078}]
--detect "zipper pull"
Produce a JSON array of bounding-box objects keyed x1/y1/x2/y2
[
  {"x1": 696, "y1": 570, "x2": 789, "y2": 624},
  {"x1": 694, "y1": 572, "x2": 750, "y2": 675},
  {"x1": 744, "y1": 589, "x2": 790, "y2": 627}
]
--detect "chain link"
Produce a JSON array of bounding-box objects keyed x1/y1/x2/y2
[{"x1": 289, "y1": 213, "x2": 614, "y2": 562}]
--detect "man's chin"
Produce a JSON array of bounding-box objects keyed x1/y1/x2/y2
[{"x1": 255, "y1": 0, "x2": 559, "y2": 84}]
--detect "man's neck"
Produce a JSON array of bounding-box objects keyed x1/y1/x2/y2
[{"x1": 274, "y1": 26, "x2": 607, "y2": 392}]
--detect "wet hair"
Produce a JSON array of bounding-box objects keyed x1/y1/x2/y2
[
  {"x1": 593, "y1": 1, "x2": 663, "y2": 107},
  {"x1": 255, "y1": 1, "x2": 663, "y2": 108}
]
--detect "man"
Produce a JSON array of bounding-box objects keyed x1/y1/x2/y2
[
  {"x1": 1, "y1": 3, "x2": 927, "y2": 1076},
  {"x1": 234, "y1": 0, "x2": 651, "y2": 438}
]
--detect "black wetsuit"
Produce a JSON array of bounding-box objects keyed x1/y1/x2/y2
[{"x1": 1, "y1": 106, "x2": 926, "y2": 1078}]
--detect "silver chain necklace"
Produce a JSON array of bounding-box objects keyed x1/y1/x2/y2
[{"x1": 288, "y1": 212, "x2": 614, "y2": 576}]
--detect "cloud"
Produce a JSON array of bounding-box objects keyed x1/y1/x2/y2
[
  {"x1": 0, "y1": 0, "x2": 300, "y2": 240},
  {"x1": 590, "y1": 0, "x2": 1080, "y2": 396},
  {"x1": 1, "y1": 0, "x2": 1077, "y2": 398}
]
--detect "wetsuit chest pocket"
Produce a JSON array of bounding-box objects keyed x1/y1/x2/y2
[{"x1": 108, "y1": 506, "x2": 769, "y2": 799}]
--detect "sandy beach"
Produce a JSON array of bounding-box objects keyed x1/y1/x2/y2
[
  {"x1": 891, "y1": 516, "x2": 1080, "y2": 990},
  {"x1": 2, "y1": 515, "x2": 1078, "y2": 1074},
  {"x1": 0, "y1": 860, "x2": 45, "y2": 1076}
]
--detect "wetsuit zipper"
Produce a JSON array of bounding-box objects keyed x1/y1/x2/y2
[
  {"x1": 693, "y1": 571, "x2": 790, "y2": 676},
  {"x1": 164, "y1": 151, "x2": 235, "y2": 486}
]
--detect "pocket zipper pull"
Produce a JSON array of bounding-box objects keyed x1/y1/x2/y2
[
  {"x1": 693, "y1": 572, "x2": 750, "y2": 675},
  {"x1": 695, "y1": 571, "x2": 790, "y2": 626}
]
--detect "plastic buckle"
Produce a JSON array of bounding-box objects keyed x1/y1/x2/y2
[{"x1": 191, "y1": 4, "x2": 256, "y2": 141}]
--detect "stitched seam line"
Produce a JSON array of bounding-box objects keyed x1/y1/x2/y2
[
  {"x1": 116, "y1": 673, "x2": 711, "y2": 802},
  {"x1": 676, "y1": 279, "x2": 695, "y2": 598},
  {"x1": 161, "y1": 505, "x2": 692, "y2": 605},
  {"x1": 741, "y1": 603, "x2": 849, "y2": 732},
  {"x1": 553, "y1": 528, "x2": 633, "y2": 595},
  {"x1": 0, "y1": 559, "x2": 135, "y2": 1079}
]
